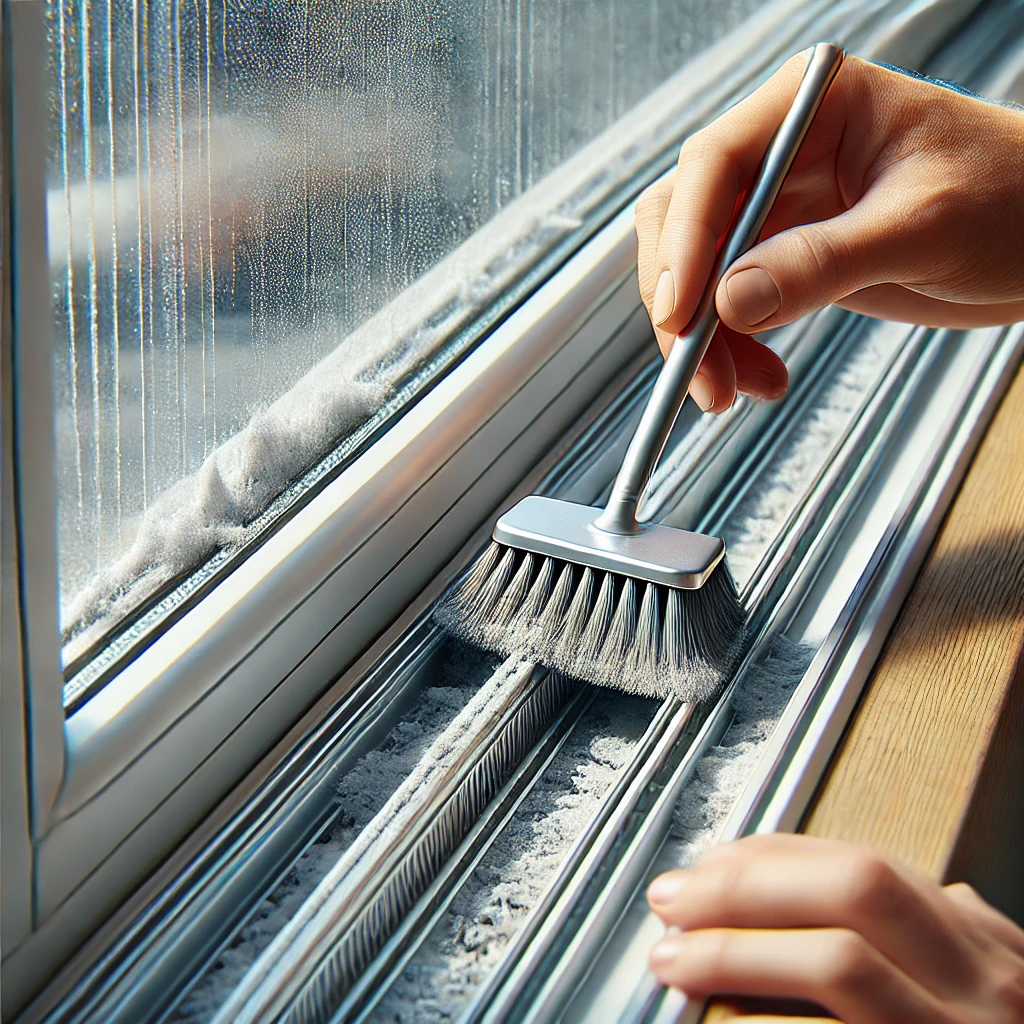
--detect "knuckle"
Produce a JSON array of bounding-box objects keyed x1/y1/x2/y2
[
  {"x1": 842, "y1": 851, "x2": 904, "y2": 916},
  {"x1": 637, "y1": 183, "x2": 656, "y2": 207},
  {"x1": 912, "y1": 179, "x2": 964, "y2": 230},
  {"x1": 694, "y1": 928, "x2": 732, "y2": 981},
  {"x1": 636, "y1": 184, "x2": 661, "y2": 219},
  {"x1": 702, "y1": 839, "x2": 746, "y2": 864},
  {"x1": 703, "y1": 855, "x2": 745, "y2": 905},
  {"x1": 990, "y1": 964, "x2": 1024, "y2": 1015},
  {"x1": 945, "y1": 881, "x2": 975, "y2": 897},
  {"x1": 821, "y1": 930, "x2": 880, "y2": 992},
  {"x1": 677, "y1": 129, "x2": 718, "y2": 169},
  {"x1": 642, "y1": 176, "x2": 673, "y2": 202},
  {"x1": 795, "y1": 223, "x2": 854, "y2": 294},
  {"x1": 944, "y1": 881, "x2": 980, "y2": 905}
]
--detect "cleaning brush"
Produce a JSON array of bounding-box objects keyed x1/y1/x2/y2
[{"x1": 439, "y1": 43, "x2": 845, "y2": 702}]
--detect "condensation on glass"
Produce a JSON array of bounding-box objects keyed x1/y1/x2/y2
[{"x1": 47, "y1": 0, "x2": 767, "y2": 684}]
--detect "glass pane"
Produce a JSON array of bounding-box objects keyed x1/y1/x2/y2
[{"x1": 48, "y1": 0, "x2": 769, "y2": 687}]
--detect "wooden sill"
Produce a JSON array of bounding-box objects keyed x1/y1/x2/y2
[{"x1": 703, "y1": 360, "x2": 1024, "y2": 1022}]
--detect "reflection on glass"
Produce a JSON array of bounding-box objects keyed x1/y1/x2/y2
[{"x1": 48, "y1": 0, "x2": 766, "y2": 675}]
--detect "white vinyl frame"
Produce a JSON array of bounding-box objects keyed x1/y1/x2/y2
[
  {"x1": 0, "y1": 0, "x2": 985, "y2": 1015},
  {"x1": 4, "y1": 0, "x2": 62, "y2": 961}
]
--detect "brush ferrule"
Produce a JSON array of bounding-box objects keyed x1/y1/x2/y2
[
  {"x1": 493, "y1": 495, "x2": 724, "y2": 589},
  {"x1": 593, "y1": 495, "x2": 642, "y2": 535}
]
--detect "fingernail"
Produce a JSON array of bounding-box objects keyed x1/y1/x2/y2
[
  {"x1": 726, "y1": 267, "x2": 781, "y2": 326},
  {"x1": 652, "y1": 270, "x2": 675, "y2": 325},
  {"x1": 650, "y1": 933, "x2": 687, "y2": 967},
  {"x1": 690, "y1": 374, "x2": 714, "y2": 412},
  {"x1": 648, "y1": 873, "x2": 686, "y2": 905}
]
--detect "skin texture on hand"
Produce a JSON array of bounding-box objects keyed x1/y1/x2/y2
[
  {"x1": 636, "y1": 51, "x2": 1024, "y2": 412},
  {"x1": 646, "y1": 834, "x2": 1024, "y2": 1023}
]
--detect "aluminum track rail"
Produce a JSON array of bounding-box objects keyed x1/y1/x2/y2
[
  {"x1": 351, "y1": 700, "x2": 701, "y2": 1024},
  {"x1": 330, "y1": 686, "x2": 599, "y2": 1021},
  {"x1": 340, "y1": 696, "x2": 699, "y2": 1023},
  {"x1": 212, "y1": 663, "x2": 579, "y2": 1024},
  {"x1": 282, "y1": 678, "x2": 594, "y2": 1024}
]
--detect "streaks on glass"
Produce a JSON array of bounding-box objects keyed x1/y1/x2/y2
[{"x1": 47, "y1": 0, "x2": 767, "y2": 673}]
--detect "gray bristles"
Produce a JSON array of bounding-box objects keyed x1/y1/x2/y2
[{"x1": 436, "y1": 541, "x2": 746, "y2": 702}]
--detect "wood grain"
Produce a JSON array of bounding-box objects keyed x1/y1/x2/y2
[
  {"x1": 701, "y1": 362, "x2": 1024, "y2": 1022},
  {"x1": 803, "y1": 361, "x2": 1024, "y2": 879}
]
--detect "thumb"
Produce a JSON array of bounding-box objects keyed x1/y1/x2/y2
[{"x1": 716, "y1": 205, "x2": 899, "y2": 332}]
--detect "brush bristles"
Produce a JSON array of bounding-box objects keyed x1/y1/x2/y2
[{"x1": 436, "y1": 541, "x2": 746, "y2": 702}]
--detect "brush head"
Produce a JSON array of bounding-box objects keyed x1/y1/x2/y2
[
  {"x1": 494, "y1": 495, "x2": 724, "y2": 589},
  {"x1": 436, "y1": 536, "x2": 746, "y2": 702}
]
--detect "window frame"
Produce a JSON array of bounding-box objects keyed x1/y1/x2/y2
[
  {"x1": 4, "y1": 0, "x2": 63, "y2": 959},
  {"x1": 1, "y1": 0, "x2": 987, "y2": 1014},
  {"x1": 3, "y1": 0, "x2": 662, "y2": 990}
]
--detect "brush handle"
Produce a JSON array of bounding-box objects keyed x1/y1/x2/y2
[{"x1": 596, "y1": 42, "x2": 845, "y2": 536}]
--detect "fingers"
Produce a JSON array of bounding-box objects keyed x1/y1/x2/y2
[
  {"x1": 637, "y1": 176, "x2": 674, "y2": 313},
  {"x1": 650, "y1": 324, "x2": 787, "y2": 413},
  {"x1": 647, "y1": 835, "x2": 973, "y2": 996},
  {"x1": 636, "y1": 49, "x2": 836, "y2": 407},
  {"x1": 642, "y1": 52, "x2": 898, "y2": 335},
  {"x1": 704, "y1": 1005, "x2": 837, "y2": 1024},
  {"x1": 701, "y1": 1016, "x2": 836, "y2": 1024},
  {"x1": 726, "y1": 327, "x2": 788, "y2": 401},
  {"x1": 645, "y1": 835, "x2": 1024, "y2": 1024},
  {"x1": 689, "y1": 329, "x2": 735, "y2": 413},
  {"x1": 648, "y1": 143, "x2": 740, "y2": 333},
  {"x1": 648, "y1": 926, "x2": 948, "y2": 1024},
  {"x1": 638, "y1": 177, "x2": 734, "y2": 411}
]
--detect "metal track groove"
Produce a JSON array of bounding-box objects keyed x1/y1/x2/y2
[{"x1": 259, "y1": 670, "x2": 579, "y2": 1024}]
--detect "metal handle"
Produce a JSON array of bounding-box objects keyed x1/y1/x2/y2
[{"x1": 595, "y1": 42, "x2": 845, "y2": 535}]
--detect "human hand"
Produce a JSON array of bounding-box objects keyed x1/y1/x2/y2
[
  {"x1": 645, "y1": 834, "x2": 1024, "y2": 1023},
  {"x1": 637, "y1": 51, "x2": 1024, "y2": 413}
]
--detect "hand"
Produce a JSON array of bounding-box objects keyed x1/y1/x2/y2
[
  {"x1": 636, "y1": 51, "x2": 1024, "y2": 413},
  {"x1": 646, "y1": 834, "x2": 1024, "y2": 1023}
]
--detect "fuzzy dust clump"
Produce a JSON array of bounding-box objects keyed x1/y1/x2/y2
[{"x1": 61, "y1": 360, "x2": 390, "y2": 667}]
